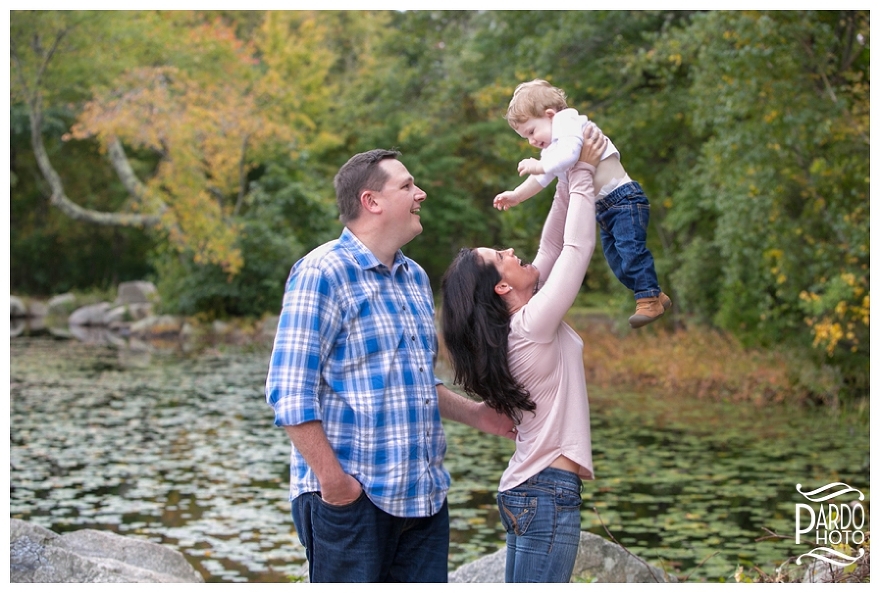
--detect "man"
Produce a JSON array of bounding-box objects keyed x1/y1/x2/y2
[{"x1": 265, "y1": 149, "x2": 515, "y2": 583}]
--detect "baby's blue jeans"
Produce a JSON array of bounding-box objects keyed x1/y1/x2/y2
[{"x1": 595, "y1": 180, "x2": 661, "y2": 300}]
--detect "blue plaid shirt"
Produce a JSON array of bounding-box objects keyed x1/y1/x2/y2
[{"x1": 265, "y1": 228, "x2": 450, "y2": 518}]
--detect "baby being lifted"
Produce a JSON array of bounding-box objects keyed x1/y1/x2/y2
[{"x1": 494, "y1": 79, "x2": 671, "y2": 328}]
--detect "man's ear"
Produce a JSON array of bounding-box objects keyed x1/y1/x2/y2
[{"x1": 360, "y1": 190, "x2": 381, "y2": 214}]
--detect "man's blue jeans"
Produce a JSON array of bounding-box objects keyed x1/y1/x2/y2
[
  {"x1": 291, "y1": 490, "x2": 449, "y2": 582},
  {"x1": 496, "y1": 467, "x2": 583, "y2": 582},
  {"x1": 595, "y1": 181, "x2": 661, "y2": 300}
]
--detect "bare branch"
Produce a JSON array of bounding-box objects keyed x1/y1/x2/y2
[
  {"x1": 208, "y1": 186, "x2": 226, "y2": 209},
  {"x1": 29, "y1": 98, "x2": 163, "y2": 228},
  {"x1": 233, "y1": 133, "x2": 251, "y2": 217},
  {"x1": 106, "y1": 136, "x2": 168, "y2": 216},
  {"x1": 34, "y1": 28, "x2": 69, "y2": 90},
  {"x1": 15, "y1": 21, "x2": 165, "y2": 229}
]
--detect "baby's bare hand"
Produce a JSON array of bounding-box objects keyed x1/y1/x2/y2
[
  {"x1": 517, "y1": 158, "x2": 541, "y2": 176},
  {"x1": 494, "y1": 191, "x2": 519, "y2": 211}
]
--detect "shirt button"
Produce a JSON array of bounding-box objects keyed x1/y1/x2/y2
[{"x1": 411, "y1": 336, "x2": 416, "y2": 341}]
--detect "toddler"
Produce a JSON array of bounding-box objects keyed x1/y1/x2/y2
[{"x1": 494, "y1": 79, "x2": 671, "y2": 328}]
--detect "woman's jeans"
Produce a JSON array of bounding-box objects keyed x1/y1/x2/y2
[
  {"x1": 291, "y1": 490, "x2": 449, "y2": 582},
  {"x1": 595, "y1": 181, "x2": 661, "y2": 300},
  {"x1": 497, "y1": 467, "x2": 584, "y2": 582}
]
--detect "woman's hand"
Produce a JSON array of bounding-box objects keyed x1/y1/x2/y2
[{"x1": 579, "y1": 122, "x2": 607, "y2": 167}]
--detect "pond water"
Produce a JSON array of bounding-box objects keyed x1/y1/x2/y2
[{"x1": 8, "y1": 335, "x2": 870, "y2": 583}]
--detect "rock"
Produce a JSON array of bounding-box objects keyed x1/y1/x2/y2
[
  {"x1": 569, "y1": 530, "x2": 673, "y2": 582},
  {"x1": 129, "y1": 315, "x2": 183, "y2": 338},
  {"x1": 104, "y1": 305, "x2": 130, "y2": 326},
  {"x1": 117, "y1": 281, "x2": 158, "y2": 305},
  {"x1": 10, "y1": 519, "x2": 204, "y2": 583},
  {"x1": 10, "y1": 318, "x2": 26, "y2": 337},
  {"x1": 67, "y1": 301, "x2": 153, "y2": 329},
  {"x1": 180, "y1": 322, "x2": 196, "y2": 338},
  {"x1": 69, "y1": 302, "x2": 112, "y2": 326},
  {"x1": 10, "y1": 296, "x2": 49, "y2": 318},
  {"x1": 448, "y1": 531, "x2": 673, "y2": 583},
  {"x1": 26, "y1": 316, "x2": 46, "y2": 332},
  {"x1": 28, "y1": 300, "x2": 48, "y2": 317},
  {"x1": 47, "y1": 325, "x2": 74, "y2": 339},
  {"x1": 47, "y1": 292, "x2": 78, "y2": 316},
  {"x1": 296, "y1": 530, "x2": 673, "y2": 583},
  {"x1": 800, "y1": 548, "x2": 868, "y2": 583},
  {"x1": 446, "y1": 547, "x2": 505, "y2": 583},
  {"x1": 801, "y1": 559, "x2": 835, "y2": 583},
  {"x1": 127, "y1": 302, "x2": 154, "y2": 321},
  {"x1": 10, "y1": 296, "x2": 28, "y2": 318},
  {"x1": 67, "y1": 324, "x2": 100, "y2": 343}
]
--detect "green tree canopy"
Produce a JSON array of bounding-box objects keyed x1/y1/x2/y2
[{"x1": 10, "y1": 10, "x2": 869, "y2": 394}]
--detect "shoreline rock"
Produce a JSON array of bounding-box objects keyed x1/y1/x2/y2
[
  {"x1": 10, "y1": 519, "x2": 204, "y2": 583},
  {"x1": 11, "y1": 281, "x2": 280, "y2": 348},
  {"x1": 448, "y1": 530, "x2": 674, "y2": 583}
]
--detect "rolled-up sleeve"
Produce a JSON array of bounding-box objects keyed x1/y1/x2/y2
[{"x1": 265, "y1": 263, "x2": 340, "y2": 427}]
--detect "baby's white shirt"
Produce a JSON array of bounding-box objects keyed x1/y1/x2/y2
[{"x1": 533, "y1": 108, "x2": 620, "y2": 189}]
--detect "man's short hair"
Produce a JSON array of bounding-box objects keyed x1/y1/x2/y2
[{"x1": 334, "y1": 149, "x2": 401, "y2": 224}]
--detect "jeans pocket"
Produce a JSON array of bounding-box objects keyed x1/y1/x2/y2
[
  {"x1": 630, "y1": 202, "x2": 649, "y2": 234},
  {"x1": 555, "y1": 487, "x2": 583, "y2": 510},
  {"x1": 317, "y1": 487, "x2": 366, "y2": 510},
  {"x1": 498, "y1": 492, "x2": 538, "y2": 536}
]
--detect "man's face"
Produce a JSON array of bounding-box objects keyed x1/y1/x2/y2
[
  {"x1": 513, "y1": 109, "x2": 556, "y2": 150},
  {"x1": 374, "y1": 158, "x2": 427, "y2": 242}
]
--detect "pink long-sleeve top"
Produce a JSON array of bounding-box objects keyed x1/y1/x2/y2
[{"x1": 498, "y1": 161, "x2": 598, "y2": 492}]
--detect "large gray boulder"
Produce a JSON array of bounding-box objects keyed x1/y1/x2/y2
[
  {"x1": 448, "y1": 531, "x2": 673, "y2": 583},
  {"x1": 10, "y1": 519, "x2": 204, "y2": 583},
  {"x1": 47, "y1": 292, "x2": 78, "y2": 316},
  {"x1": 117, "y1": 281, "x2": 158, "y2": 305},
  {"x1": 68, "y1": 302, "x2": 112, "y2": 326}
]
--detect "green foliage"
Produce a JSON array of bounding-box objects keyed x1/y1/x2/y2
[
  {"x1": 605, "y1": 10, "x2": 868, "y2": 396},
  {"x1": 152, "y1": 156, "x2": 338, "y2": 318},
  {"x1": 10, "y1": 105, "x2": 156, "y2": 295},
  {"x1": 10, "y1": 9, "x2": 869, "y2": 399}
]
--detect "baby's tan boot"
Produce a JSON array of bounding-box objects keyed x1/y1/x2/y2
[{"x1": 629, "y1": 292, "x2": 672, "y2": 329}]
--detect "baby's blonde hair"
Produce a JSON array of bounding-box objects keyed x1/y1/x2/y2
[{"x1": 506, "y1": 79, "x2": 568, "y2": 127}]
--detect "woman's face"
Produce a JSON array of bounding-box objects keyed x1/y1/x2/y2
[{"x1": 475, "y1": 247, "x2": 538, "y2": 294}]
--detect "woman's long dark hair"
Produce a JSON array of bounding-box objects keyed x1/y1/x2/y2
[{"x1": 440, "y1": 248, "x2": 535, "y2": 424}]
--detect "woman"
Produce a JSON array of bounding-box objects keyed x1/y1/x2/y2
[{"x1": 440, "y1": 123, "x2": 606, "y2": 583}]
